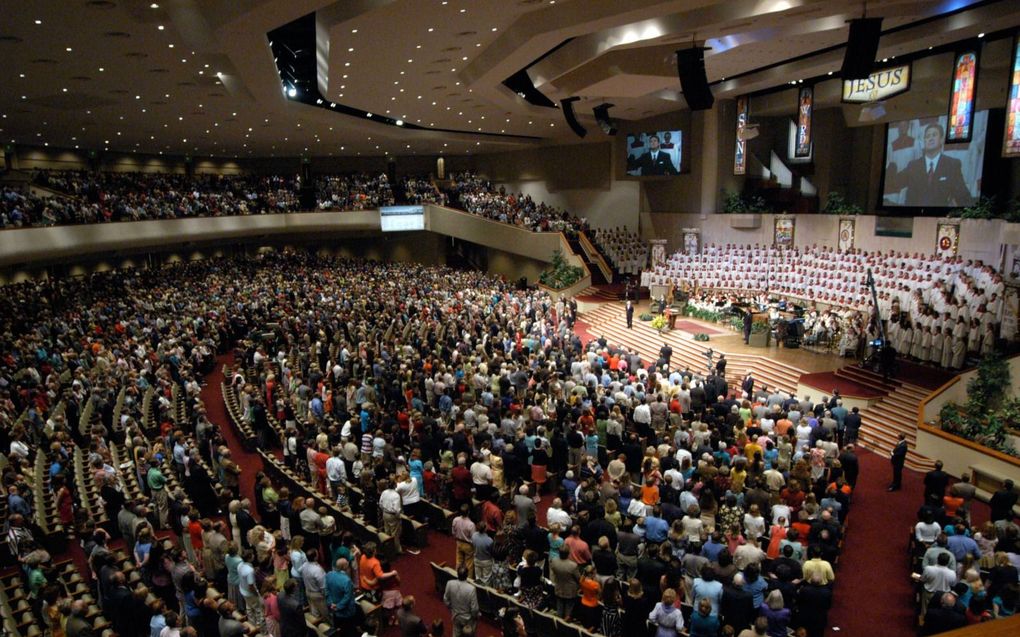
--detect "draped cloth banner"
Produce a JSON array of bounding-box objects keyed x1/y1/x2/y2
[
  {"x1": 838, "y1": 218, "x2": 856, "y2": 252},
  {"x1": 649, "y1": 239, "x2": 669, "y2": 268},
  {"x1": 681, "y1": 228, "x2": 700, "y2": 255},
  {"x1": 774, "y1": 217, "x2": 795, "y2": 248},
  {"x1": 935, "y1": 222, "x2": 960, "y2": 258}
]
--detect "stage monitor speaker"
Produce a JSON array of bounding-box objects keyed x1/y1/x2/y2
[
  {"x1": 592, "y1": 102, "x2": 617, "y2": 135},
  {"x1": 299, "y1": 186, "x2": 316, "y2": 210},
  {"x1": 560, "y1": 97, "x2": 587, "y2": 138},
  {"x1": 675, "y1": 47, "x2": 714, "y2": 111},
  {"x1": 841, "y1": 17, "x2": 883, "y2": 80}
]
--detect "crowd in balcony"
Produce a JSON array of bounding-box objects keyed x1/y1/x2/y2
[
  {"x1": 445, "y1": 172, "x2": 587, "y2": 234},
  {"x1": 402, "y1": 177, "x2": 448, "y2": 206},
  {"x1": 315, "y1": 173, "x2": 395, "y2": 210}
]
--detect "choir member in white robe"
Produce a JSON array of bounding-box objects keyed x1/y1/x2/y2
[
  {"x1": 911, "y1": 325, "x2": 925, "y2": 360},
  {"x1": 940, "y1": 328, "x2": 953, "y2": 369},
  {"x1": 981, "y1": 323, "x2": 995, "y2": 356},
  {"x1": 922, "y1": 326, "x2": 935, "y2": 363},
  {"x1": 951, "y1": 336, "x2": 966, "y2": 370}
]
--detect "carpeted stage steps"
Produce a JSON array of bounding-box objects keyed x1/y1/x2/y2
[
  {"x1": 579, "y1": 303, "x2": 804, "y2": 395},
  {"x1": 835, "y1": 365, "x2": 936, "y2": 472},
  {"x1": 575, "y1": 285, "x2": 621, "y2": 303}
]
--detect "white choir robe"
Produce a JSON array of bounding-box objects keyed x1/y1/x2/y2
[
  {"x1": 951, "y1": 338, "x2": 966, "y2": 369},
  {"x1": 922, "y1": 331, "x2": 935, "y2": 362},
  {"x1": 940, "y1": 334, "x2": 953, "y2": 369}
]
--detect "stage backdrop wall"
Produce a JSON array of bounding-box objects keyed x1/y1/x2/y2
[{"x1": 638, "y1": 213, "x2": 1009, "y2": 268}]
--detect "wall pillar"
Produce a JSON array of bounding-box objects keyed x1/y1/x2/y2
[{"x1": 699, "y1": 103, "x2": 721, "y2": 216}]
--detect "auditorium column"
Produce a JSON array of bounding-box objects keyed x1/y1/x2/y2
[{"x1": 698, "y1": 102, "x2": 721, "y2": 216}]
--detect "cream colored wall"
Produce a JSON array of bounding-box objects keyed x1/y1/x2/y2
[
  {"x1": 638, "y1": 212, "x2": 1013, "y2": 268},
  {"x1": 496, "y1": 178, "x2": 641, "y2": 231},
  {"x1": 915, "y1": 428, "x2": 1020, "y2": 484}
]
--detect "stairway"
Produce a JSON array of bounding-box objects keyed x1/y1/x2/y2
[
  {"x1": 839, "y1": 365, "x2": 936, "y2": 472},
  {"x1": 568, "y1": 236, "x2": 607, "y2": 285},
  {"x1": 579, "y1": 303, "x2": 804, "y2": 395},
  {"x1": 576, "y1": 286, "x2": 620, "y2": 301}
]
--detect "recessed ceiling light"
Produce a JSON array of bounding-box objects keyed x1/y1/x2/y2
[
  {"x1": 99, "y1": 67, "x2": 104, "y2": 72},
  {"x1": 66, "y1": 47, "x2": 72, "y2": 52},
  {"x1": 348, "y1": 47, "x2": 354, "y2": 52},
  {"x1": 978, "y1": 32, "x2": 985, "y2": 38},
  {"x1": 168, "y1": 43, "x2": 174, "y2": 48},
  {"x1": 408, "y1": 59, "x2": 413, "y2": 63},
  {"x1": 344, "y1": 62, "x2": 350, "y2": 66},
  {"x1": 428, "y1": 28, "x2": 434, "y2": 32},
  {"x1": 492, "y1": 27, "x2": 497, "y2": 32},
  {"x1": 18, "y1": 73, "x2": 24, "y2": 78},
  {"x1": 34, "y1": 19, "x2": 42, "y2": 25},
  {"x1": 158, "y1": 25, "x2": 165, "y2": 31},
  {"x1": 150, "y1": 3, "x2": 159, "y2": 8},
  {"x1": 460, "y1": 8, "x2": 466, "y2": 12}
]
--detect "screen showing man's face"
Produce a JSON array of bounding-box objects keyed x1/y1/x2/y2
[
  {"x1": 923, "y1": 126, "x2": 943, "y2": 155},
  {"x1": 649, "y1": 137, "x2": 660, "y2": 151}
]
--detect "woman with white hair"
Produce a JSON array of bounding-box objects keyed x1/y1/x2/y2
[{"x1": 759, "y1": 589, "x2": 791, "y2": 637}]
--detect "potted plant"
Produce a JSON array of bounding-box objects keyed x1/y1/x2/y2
[
  {"x1": 538, "y1": 249, "x2": 585, "y2": 290},
  {"x1": 822, "y1": 191, "x2": 862, "y2": 215},
  {"x1": 747, "y1": 320, "x2": 770, "y2": 347}
]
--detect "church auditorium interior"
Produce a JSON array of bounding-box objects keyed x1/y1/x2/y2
[{"x1": 6, "y1": 2, "x2": 1020, "y2": 637}]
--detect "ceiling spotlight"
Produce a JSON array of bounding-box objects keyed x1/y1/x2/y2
[
  {"x1": 287, "y1": 86, "x2": 297, "y2": 97},
  {"x1": 34, "y1": 19, "x2": 42, "y2": 25},
  {"x1": 366, "y1": 113, "x2": 373, "y2": 118},
  {"x1": 395, "y1": 119, "x2": 404, "y2": 126},
  {"x1": 978, "y1": 32, "x2": 985, "y2": 38},
  {"x1": 158, "y1": 25, "x2": 165, "y2": 31}
]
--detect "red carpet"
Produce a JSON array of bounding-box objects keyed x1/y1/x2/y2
[
  {"x1": 799, "y1": 371, "x2": 886, "y2": 399},
  {"x1": 672, "y1": 320, "x2": 724, "y2": 335},
  {"x1": 879, "y1": 360, "x2": 957, "y2": 391}
]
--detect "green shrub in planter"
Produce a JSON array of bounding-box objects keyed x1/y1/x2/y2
[
  {"x1": 639, "y1": 313, "x2": 653, "y2": 321},
  {"x1": 693, "y1": 333, "x2": 710, "y2": 342}
]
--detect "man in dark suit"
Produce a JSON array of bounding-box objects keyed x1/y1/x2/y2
[
  {"x1": 659, "y1": 343, "x2": 672, "y2": 368},
  {"x1": 923, "y1": 460, "x2": 951, "y2": 504},
  {"x1": 636, "y1": 135, "x2": 678, "y2": 175},
  {"x1": 625, "y1": 300, "x2": 634, "y2": 329},
  {"x1": 889, "y1": 434, "x2": 909, "y2": 491},
  {"x1": 899, "y1": 123, "x2": 973, "y2": 207}
]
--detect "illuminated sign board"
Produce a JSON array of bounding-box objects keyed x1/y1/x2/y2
[{"x1": 841, "y1": 64, "x2": 911, "y2": 103}]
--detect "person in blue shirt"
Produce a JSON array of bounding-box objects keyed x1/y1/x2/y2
[
  {"x1": 325, "y1": 558, "x2": 357, "y2": 633},
  {"x1": 688, "y1": 597, "x2": 722, "y2": 637},
  {"x1": 702, "y1": 532, "x2": 727, "y2": 563},
  {"x1": 946, "y1": 527, "x2": 981, "y2": 564},
  {"x1": 643, "y1": 508, "x2": 670, "y2": 544}
]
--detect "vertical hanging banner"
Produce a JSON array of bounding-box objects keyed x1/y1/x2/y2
[
  {"x1": 1004, "y1": 34, "x2": 1020, "y2": 157},
  {"x1": 935, "y1": 222, "x2": 961, "y2": 258},
  {"x1": 795, "y1": 86, "x2": 813, "y2": 158},
  {"x1": 838, "y1": 218, "x2": 856, "y2": 252},
  {"x1": 947, "y1": 50, "x2": 979, "y2": 143},
  {"x1": 774, "y1": 217, "x2": 795, "y2": 248},
  {"x1": 682, "y1": 228, "x2": 700, "y2": 254},
  {"x1": 734, "y1": 95, "x2": 749, "y2": 175}
]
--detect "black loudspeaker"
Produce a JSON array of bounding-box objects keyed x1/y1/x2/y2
[
  {"x1": 592, "y1": 103, "x2": 617, "y2": 135},
  {"x1": 841, "y1": 17, "x2": 883, "y2": 80},
  {"x1": 559, "y1": 97, "x2": 587, "y2": 138},
  {"x1": 676, "y1": 47, "x2": 714, "y2": 111},
  {"x1": 299, "y1": 186, "x2": 316, "y2": 210}
]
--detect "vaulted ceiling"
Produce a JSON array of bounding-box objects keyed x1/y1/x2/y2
[{"x1": 0, "y1": 0, "x2": 1016, "y2": 159}]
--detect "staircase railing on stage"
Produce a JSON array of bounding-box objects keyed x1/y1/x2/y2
[{"x1": 578, "y1": 231, "x2": 614, "y2": 282}]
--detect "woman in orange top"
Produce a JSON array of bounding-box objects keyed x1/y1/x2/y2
[{"x1": 576, "y1": 565, "x2": 602, "y2": 630}]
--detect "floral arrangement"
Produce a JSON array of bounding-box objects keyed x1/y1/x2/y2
[{"x1": 650, "y1": 315, "x2": 667, "y2": 331}]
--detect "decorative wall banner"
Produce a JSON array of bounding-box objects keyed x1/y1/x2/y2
[
  {"x1": 841, "y1": 63, "x2": 911, "y2": 103},
  {"x1": 1004, "y1": 34, "x2": 1020, "y2": 157},
  {"x1": 734, "y1": 95, "x2": 749, "y2": 175},
  {"x1": 774, "y1": 217, "x2": 795, "y2": 248},
  {"x1": 681, "y1": 228, "x2": 700, "y2": 254},
  {"x1": 935, "y1": 222, "x2": 960, "y2": 258},
  {"x1": 947, "y1": 50, "x2": 979, "y2": 143},
  {"x1": 838, "y1": 218, "x2": 856, "y2": 252},
  {"x1": 795, "y1": 86, "x2": 813, "y2": 158},
  {"x1": 649, "y1": 239, "x2": 669, "y2": 268}
]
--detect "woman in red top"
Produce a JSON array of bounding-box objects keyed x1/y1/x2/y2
[
  {"x1": 187, "y1": 510, "x2": 204, "y2": 567},
  {"x1": 54, "y1": 475, "x2": 74, "y2": 527}
]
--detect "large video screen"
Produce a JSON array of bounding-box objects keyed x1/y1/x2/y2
[
  {"x1": 380, "y1": 205, "x2": 424, "y2": 232},
  {"x1": 881, "y1": 111, "x2": 987, "y2": 208},
  {"x1": 625, "y1": 131, "x2": 681, "y2": 176}
]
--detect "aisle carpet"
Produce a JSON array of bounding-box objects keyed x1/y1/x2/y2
[{"x1": 799, "y1": 371, "x2": 886, "y2": 399}]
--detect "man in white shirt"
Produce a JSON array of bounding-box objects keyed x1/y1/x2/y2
[
  {"x1": 546, "y1": 498, "x2": 572, "y2": 530},
  {"x1": 326, "y1": 448, "x2": 346, "y2": 499},
  {"x1": 394, "y1": 474, "x2": 422, "y2": 555},
  {"x1": 379, "y1": 479, "x2": 405, "y2": 555}
]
